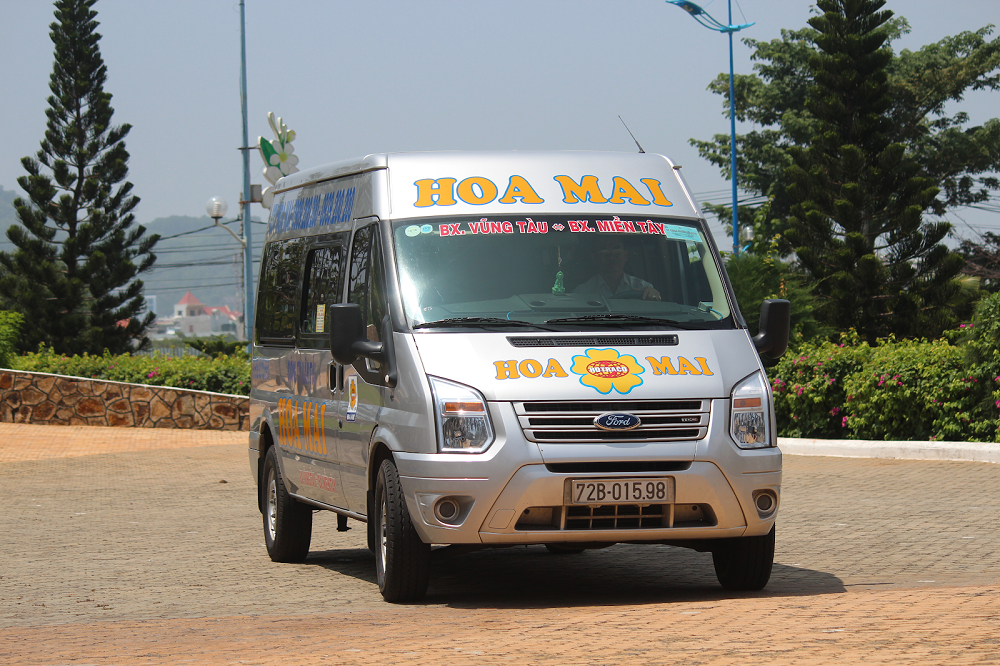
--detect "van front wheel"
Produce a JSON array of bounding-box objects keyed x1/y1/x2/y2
[
  {"x1": 262, "y1": 446, "x2": 312, "y2": 563},
  {"x1": 712, "y1": 525, "x2": 775, "y2": 591},
  {"x1": 375, "y1": 459, "x2": 430, "y2": 603}
]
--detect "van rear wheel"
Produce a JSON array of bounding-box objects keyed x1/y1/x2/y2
[
  {"x1": 262, "y1": 446, "x2": 312, "y2": 563},
  {"x1": 712, "y1": 525, "x2": 775, "y2": 591},
  {"x1": 375, "y1": 459, "x2": 430, "y2": 603}
]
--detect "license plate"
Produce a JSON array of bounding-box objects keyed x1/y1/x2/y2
[{"x1": 571, "y1": 477, "x2": 675, "y2": 505}]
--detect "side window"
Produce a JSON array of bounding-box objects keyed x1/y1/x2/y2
[
  {"x1": 300, "y1": 246, "x2": 343, "y2": 334},
  {"x1": 348, "y1": 225, "x2": 388, "y2": 344},
  {"x1": 255, "y1": 239, "x2": 303, "y2": 342}
]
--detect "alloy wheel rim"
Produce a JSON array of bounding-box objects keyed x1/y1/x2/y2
[
  {"x1": 267, "y1": 469, "x2": 277, "y2": 540},
  {"x1": 379, "y1": 491, "x2": 388, "y2": 578}
]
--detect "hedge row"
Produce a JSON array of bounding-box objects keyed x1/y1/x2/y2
[
  {"x1": 12, "y1": 347, "x2": 251, "y2": 396},
  {"x1": 771, "y1": 293, "x2": 1000, "y2": 442}
]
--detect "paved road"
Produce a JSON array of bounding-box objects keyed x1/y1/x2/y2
[{"x1": 1, "y1": 423, "x2": 998, "y2": 664}]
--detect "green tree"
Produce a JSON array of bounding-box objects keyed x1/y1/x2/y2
[
  {"x1": 698, "y1": 0, "x2": 986, "y2": 342},
  {"x1": 694, "y1": 14, "x2": 1000, "y2": 250},
  {"x1": 725, "y1": 250, "x2": 832, "y2": 350},
  {"x1": 0, "y1": 0, "x2": 158, "y2": 355}
]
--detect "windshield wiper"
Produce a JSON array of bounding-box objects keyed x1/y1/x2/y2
[
  {"x1": 544, "y1": 314, "x2": 712, "y2": 330},
  {"x1": 413, "y1": 317, "x2": 556, "y2": 331}
]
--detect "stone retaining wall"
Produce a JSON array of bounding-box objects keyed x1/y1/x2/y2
[{"x1": 0, "y1": 370, "x2": 248, "y2": 430}]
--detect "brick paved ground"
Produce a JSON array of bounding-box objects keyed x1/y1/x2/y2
[{"x1": 0, "y1": 422, "x2": 998, "y2": 665}]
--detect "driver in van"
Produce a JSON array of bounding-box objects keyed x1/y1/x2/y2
[{"x1": 573, "y1": 237, "x2": 661, "y2": 300}]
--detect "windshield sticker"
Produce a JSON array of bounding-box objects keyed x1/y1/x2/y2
[
  {"x1": 646, "y1": 356, "x2": 714, "y2": 376},
  {"x1": 517, "y1": 218, "x2": 547, "y2": 234},
  {"x1": 663, "y1": 224, "x2": 703, "y2": 243},
  {"x1": 568, "y1": 220, "x2": 596, "y2": 232},
  {"x1": 468, "y1": 219, "x2": 514, "y2": 234},
  {"x1": 571, "y1": 348, "x2": 644, "y2": 394},
  {"x1": 315, "y1": 304, "x2": 326, "y2": 333},
  {"x1": 430, "y1": 217, "x2": 700, "y2": 241},
  {"x1": 405, "y1": 225, "x2": 421, "y2": 237}
]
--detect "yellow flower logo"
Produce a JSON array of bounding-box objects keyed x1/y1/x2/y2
[{"x1": 570, "y1": 348, "x2": 645, "y2": 394}]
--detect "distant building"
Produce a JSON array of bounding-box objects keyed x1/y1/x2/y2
[{"x1": 151, "y1": 291, "x2": 243, "y2": 339}]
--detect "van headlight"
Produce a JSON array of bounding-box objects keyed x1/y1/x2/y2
[
  {"x1": 429, "y1": 376, "x2": 495, "y2": 453},
  {"x1": 730, "y1": 372, "x2": 772, "y2": 449}
]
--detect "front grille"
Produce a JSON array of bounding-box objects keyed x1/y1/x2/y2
[
  {"x1": 515, "y1": 400, "x2": 709, "y2": 443},
  {"x1": 566, "y1": 504, "x2": 668, "y2": 530},
  {"x1": 512, "y1": 503, "x2": 717, "y2": 531},
  {"x1": 508, "y1": 335, "x2": 678, "y2": 348}
]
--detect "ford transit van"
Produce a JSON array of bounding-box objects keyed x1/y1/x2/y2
[{"x1": 248, "y1": 151, "x2": 789, "y2": 602}]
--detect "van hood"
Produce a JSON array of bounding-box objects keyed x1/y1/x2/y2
[{"x1": 411, "y1": 330, "x2": 762, "y2": 401}]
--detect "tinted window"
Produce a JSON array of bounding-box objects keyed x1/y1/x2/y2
[
  {"x1": 392, "y1": 215, "x2": 732, "y2": 330},
  {"x1": 256, "y1": 239, "x2": 303, "y2": 341},
  {"x1": 300, "y1": 246, "x2": 343, "y2": 335},
  {"x1": 348, "y1": 225, "x2": 388, "y2": 343}
]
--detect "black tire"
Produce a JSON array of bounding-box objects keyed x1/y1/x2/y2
[
  {"x1": 545, "y1": 543, "x2": 586, "y2": 554},
  {"x1": 262, "y1": 446, "x2": 312, "y2": 563},
  {"x1": 712, "y1": 525, "x2": 775, "y2": 591},
  {"x1": 374, "y1": 458, "x2": 430, "y2": 603}
]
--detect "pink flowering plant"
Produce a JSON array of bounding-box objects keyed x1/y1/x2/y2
[
  {"x1": 769, "y1": 292, "x2": 1000, "y2": 442},
  {"x1": 842, "y1": 337, "x2": 978, "y2": 441},
  {"x1": 769, "y1": 331, "x2": 867, "y2": 437}
]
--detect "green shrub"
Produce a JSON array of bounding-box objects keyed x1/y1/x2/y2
[
  {"x1": 841, "y1": 338, "x2": 984, "y2": 441},
  {"x1": 769, "y1": 332, "x2": 868, "y2": 438},
  {"x1": 0, "y1": 311, "x2": 24, "y2": 369},
  {"x1": 13, "y1": 347, "x2": 250, "y2": 396},
  {"x1": 770, "y1": 292, "x2": 1000, "y2": 442}
]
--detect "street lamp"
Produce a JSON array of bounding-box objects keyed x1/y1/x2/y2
[
  {"x1": 205, "y1": 197, "x2": 246, "y2": 249},
  {"x1": 206, "y1": 197, "x2": 248, "y2": 338},
  {"x1": 666, "y1": 0, "x2": 753, "y2": 255}
]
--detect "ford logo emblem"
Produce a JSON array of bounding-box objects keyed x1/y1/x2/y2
[{"x1": 594, "y1": 412, "x2": 641, "y2": 431}]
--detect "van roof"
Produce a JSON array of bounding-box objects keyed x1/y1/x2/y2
[{"x1": 273, "y1": 150, "x2": 701, "y2": 220}]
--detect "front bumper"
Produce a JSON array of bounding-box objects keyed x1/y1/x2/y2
[{"x1": 394, "y1": 399, "x2": 781, "y2": 545}]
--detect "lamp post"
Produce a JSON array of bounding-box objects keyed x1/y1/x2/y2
[
  {"x1": 238, "y1": 0, "x2": 254, "y2": 342},
  {"x1": 666, "y1": 0, "x2": 753, "y2": 255}
]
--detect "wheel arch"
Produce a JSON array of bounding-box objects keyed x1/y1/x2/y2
[
  {"x1": 367, "y1": 434, "x2": 396, "y2": 552},
  {"x1": 257, "y1": 423, "x2": 275, "y2": 514}
]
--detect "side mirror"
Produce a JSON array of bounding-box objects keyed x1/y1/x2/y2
[
  {"x1": 329, "y1": 303, "x2": 365, "y2": 365},
  {"x1": 752, "y1": 299, "x2": 790, "y2": 360},
  {"x1": 328, "y1": 304, "x2": 397, "y2": 387}
]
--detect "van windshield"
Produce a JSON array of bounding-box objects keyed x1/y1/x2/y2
[{"x1": 391, "y1": 216, "x2": 734, "y2": 331}]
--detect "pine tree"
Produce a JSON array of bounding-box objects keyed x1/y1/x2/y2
[
  {"x1": 692, "y1": 11, "x2": 1000, "y2": 268},
  {"x1": 782, "y1": 0, "x2": 966, "y2": 343},
  {"x1": 0, "y1": 0, "x2": 158, "y2": 355}
]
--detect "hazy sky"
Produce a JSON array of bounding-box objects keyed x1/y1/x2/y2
[{"x1": 2, "y1": 0, "x2": 999, "y2": 252}]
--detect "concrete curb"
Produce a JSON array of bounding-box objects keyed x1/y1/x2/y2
[{"x1": 778, "y1": 437, "x2": 1000, "y2": 465}]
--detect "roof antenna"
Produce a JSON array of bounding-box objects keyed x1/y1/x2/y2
[{"x1": 619, "y1": 115, "x2": 645, "y2": 153}]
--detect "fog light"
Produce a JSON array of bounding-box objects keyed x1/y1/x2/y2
[
  {"x1": 752, "y1": 490, "x2": 777, "y2": 517},
  {"x1": 434, "y1": 497, "x2": 461, "y2": 524}
]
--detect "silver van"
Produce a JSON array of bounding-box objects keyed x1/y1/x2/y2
[{"x1": 248, "y1": 151, "x2": 789, "y2": 602}]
